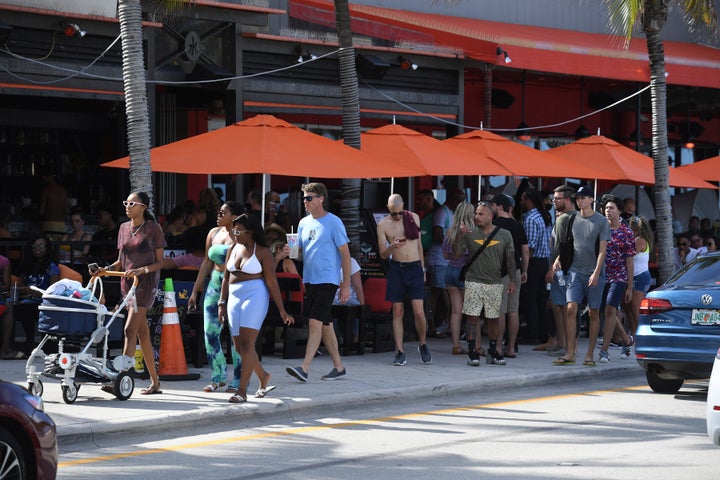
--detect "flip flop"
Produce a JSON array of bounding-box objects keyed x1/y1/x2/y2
[
  {"x1": 255, "y1": 385, "x2": 277, "y2": 398},
  {"x1": 583, "y1": 360, "x2": 597, "y2": 367},
  {"x1": 552, "y1": 357, "x2": 575, "y2": 366},
  {"x1": 203, "y1": 382, "x2": 227, "y2": 392},
  {"x1": 228, "y1": 394, "x2": 247, "y2": 403}
]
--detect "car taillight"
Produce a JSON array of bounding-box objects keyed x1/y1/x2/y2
[{"x1": 639, "y1": 298, "x2": 672, "y2": 314}]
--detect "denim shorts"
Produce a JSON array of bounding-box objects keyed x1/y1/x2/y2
[
  {"x1": 634, "y1": 270, "x2": 651, "y2": 293},
  {"x1": 566, "y1": 270, "x2": 605, "y2": 309},
  {"x1": 602, "y1": 281, "x2": 627, "y2": 310},
  {"x1": 427, "y1": 264, "x2": 447, "y2": 289},
  {"x1": 385, "y1": 260, "x2": 425, "y2": 302},
  {"x1": 445, "y1": 264, "x2": 465, "y2": 289}
]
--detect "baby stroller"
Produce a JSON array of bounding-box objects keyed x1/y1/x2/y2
[{"x1": 25, "y1": 270, "x2": 138, "y2": 404}]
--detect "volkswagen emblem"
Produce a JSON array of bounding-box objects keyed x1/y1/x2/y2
[{"x1": 701, "y1": 294, "x2": 713, "y2": 305}]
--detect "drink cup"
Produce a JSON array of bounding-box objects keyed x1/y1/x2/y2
[
  {"x1": 10, "y1": 284, "x2": 18, "y2": 303},
  {"x1": 286, "y1": 233, "x2": 299, "y2": 259}
]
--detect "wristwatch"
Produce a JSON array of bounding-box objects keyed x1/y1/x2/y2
[{"x1": 143, "y1": 266, "x2": 149, "y2": 274}]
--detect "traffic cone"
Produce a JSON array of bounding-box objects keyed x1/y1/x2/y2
[{"x1": 158, "y1": 278, "x2": 200, "y2": 381}]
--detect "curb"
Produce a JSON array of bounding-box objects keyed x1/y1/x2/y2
[{"x1": 57, "y1": 362, "x2": 641, "y2": 444}]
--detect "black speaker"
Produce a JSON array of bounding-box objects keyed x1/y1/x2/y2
[
  {"x1": 362, "y1": 180, "x2": 391, "y2": 209},
  {"x1": 356, "y1": 54, "x2": 390, "y2": 80}
]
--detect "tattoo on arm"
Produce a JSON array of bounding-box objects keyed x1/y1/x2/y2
[{"x1": 505, "y1": 248, "x2": 516, "y2": 274}]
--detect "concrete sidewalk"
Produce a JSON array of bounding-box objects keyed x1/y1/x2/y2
[{"x1": 0, "y1": 337, "x2": 641, "y2": 443}]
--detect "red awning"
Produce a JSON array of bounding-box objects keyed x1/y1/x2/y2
[{"x1": 290, "y1": 0, "x2": 720, "y2": 88}]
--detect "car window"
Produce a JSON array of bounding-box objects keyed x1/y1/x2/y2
[{"x1": 667, "y1": 254, "x2": 720, "y2": 286}]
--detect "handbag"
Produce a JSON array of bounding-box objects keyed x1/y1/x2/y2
[
  {"x1": 459, "y1": 227, "x2": 500, "y2": 281},
  {"x1": 558, "y1": 213, "x2": 577, "y2": 275}
]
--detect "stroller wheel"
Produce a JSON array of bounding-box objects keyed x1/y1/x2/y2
[
  {"x1": 62, "y1": 382, "x2": 79, "y2": 404},
  {"x1": 114, "y1": 372, "x2": 134, "y2": 401},
  {"x1": 27, "y1": 380, "x2": 43, "y2": 397}
]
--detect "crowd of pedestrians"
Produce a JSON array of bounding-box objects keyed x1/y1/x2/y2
[{"x1": 3, "y1": 179, "x2": 719, "y2": 403}]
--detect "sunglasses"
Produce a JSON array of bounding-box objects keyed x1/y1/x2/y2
[
  {"x1": 303, "y1": 195, "x2": 319, "y2": 202},
  {"x1": 32, "y1": 243, "x2": 47, "y2": 249},
  {"x1": 388, "y1": 210, "x2": 403, "y2": 218},
  {"x1": 232, "y1": 228, "x2": 249, "y2": 236},
  {"x1": 477, "y1": 201, "x2": 493, "y2": 208},
  {"x1": 123, "y1": 201, "x2": 145, "y2": 208}
]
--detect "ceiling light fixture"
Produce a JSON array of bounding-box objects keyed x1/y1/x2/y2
[
  {"x1": 398, "y1": 56, "x2": 418, "y2": 71},
  {"x1": 294, "y1": 46, "x2": 317, "y2": 63},
  {"x1": 64, "y1": 23, "x2": 86, "y2": 38},
  {"x1": 496, "y1": 47, "x2": 512, "y2": 64}
]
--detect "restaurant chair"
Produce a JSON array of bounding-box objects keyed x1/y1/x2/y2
[
  {"x1": 362, "y1": 277, "x2": 395, "y2": 353},
  {"x1": 260, "y1": 272, "x2": 307, "y2": 359}
]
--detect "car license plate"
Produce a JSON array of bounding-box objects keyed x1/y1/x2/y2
[{"x1": 691, "y1": 309, "x2": 720, "y2": 326}]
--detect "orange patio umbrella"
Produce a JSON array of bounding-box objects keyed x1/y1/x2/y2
[
  {"x1": 445, "y1": 129, "x2": 608, "y2": 179},
  {"x1": 102, "y1": 114, "x2": 421, "y2": 178},
  {"x1": 675, "y1": 155, "x2": 720, "y2": 182},
  {"x1": 359, "y1": 124, "x2": 514, "y2": 176},
  {"x1": 550, "y1": 135, "x2": 716, "y2": 189}
]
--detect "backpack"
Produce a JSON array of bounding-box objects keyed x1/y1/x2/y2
[{"x1": 558, "y1": 213, "x2": 576, "y2": 275}]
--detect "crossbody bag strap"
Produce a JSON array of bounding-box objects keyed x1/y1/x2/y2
[
  {"x1": 466, "y1": 226, "x2": 500, "y2": 267},
  {"x1": 565, "y1": 214, "x2": 576, "y2": 241}
]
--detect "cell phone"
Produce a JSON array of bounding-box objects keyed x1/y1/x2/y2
[
  {"x1": 397, "y1": 237, "x2": 407, "y2": 243},
  {"x1": 88, "y1": 263, "x2": 100, "y2": 273}
]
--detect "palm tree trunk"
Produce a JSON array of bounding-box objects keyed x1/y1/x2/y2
[
  {"x1": 641, "y1": 0, "x2": 673, "y2": 285},
  {"x1": 646, "y1": 29, "x2": 673, "y2": 284},
  {"x1": 118, "y1": 0, "x2": 154, "y2": 208},
  {"x1": 334, "y1": 0, "x2": 361, "y2": 258}
]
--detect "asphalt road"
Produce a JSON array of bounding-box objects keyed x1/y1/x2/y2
[{"x1": 56, "y1": 370, "x2": 718, "y2": 480}]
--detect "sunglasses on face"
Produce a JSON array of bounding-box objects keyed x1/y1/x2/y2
[
  {"x1": 32, "y1": 243, "x2": 47, "y2": 249},
  {"x1": 303, "y1": 195, "x2": 319, "y2": 202},
  {"x1": 123, "y1": 201, "x2": 145, "y2": 208},
  {"x1": 388, "y1": 210, "x2": 403, "y2": 218},
  {"x1": 232, "y1": 228, "x2": 249, "y2": 236}
]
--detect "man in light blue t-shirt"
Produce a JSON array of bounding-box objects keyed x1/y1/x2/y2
[{"x1": 286, "y1": 182, "x2": 351, "y2": 383}]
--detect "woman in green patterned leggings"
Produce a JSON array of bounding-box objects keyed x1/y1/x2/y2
[{"x1": 189, "y1": 201, "x2": 244, "y2": 392}]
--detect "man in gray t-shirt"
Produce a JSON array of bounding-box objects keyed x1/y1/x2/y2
[{"x1": 551, "y1": 186, "x2": 609, "y2": 367}]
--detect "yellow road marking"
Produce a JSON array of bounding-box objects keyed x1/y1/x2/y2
[{"x1": 59, "y1": 384, "x2": 648, "y2": 467}]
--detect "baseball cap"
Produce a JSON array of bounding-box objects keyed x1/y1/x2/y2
[
  {"x1": 492, "y1": 194, "x2": 515, "y2": 210},
  {"x1": 575, "y1": 185, "x2": 594, "y2": 198}
]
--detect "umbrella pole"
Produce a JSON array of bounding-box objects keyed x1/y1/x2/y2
[
  {"x1": 391, "y1": 177, "x2": 395, "y2": 194},
  {"x1": 477, "y1": 175, "x2": 482, "y2": 202},
  {"x1": 261, "y1": 174, "x2": 269, "y2": 228},
  {"x1": 594, "y1": 179, "x2": 598, "y2": 211}
]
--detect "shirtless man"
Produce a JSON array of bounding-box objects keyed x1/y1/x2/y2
[
  {"x1": 39, "y1": 173, "x2": 68, "y2": 240},
  {"x1": 377, "y1": 193, "x2": 431, "y2": 366}
]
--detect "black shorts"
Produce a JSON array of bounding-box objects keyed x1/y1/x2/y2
[{"x1": 304, "y1": 283, "x2": 338, "y2": 325}]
